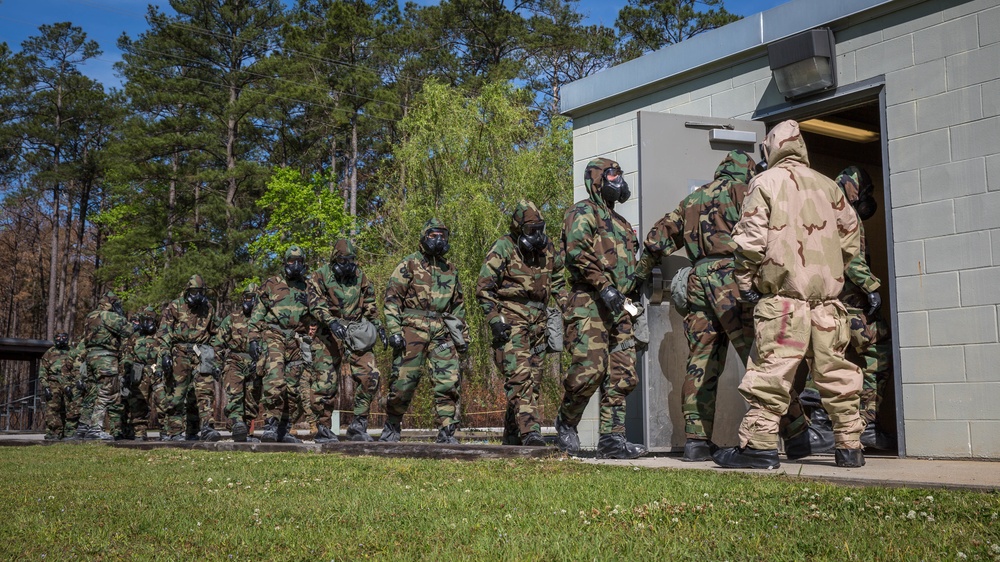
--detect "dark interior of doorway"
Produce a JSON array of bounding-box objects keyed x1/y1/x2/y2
[{"x1": 769, "y1": 100, "x2": 898, "y2": 453}]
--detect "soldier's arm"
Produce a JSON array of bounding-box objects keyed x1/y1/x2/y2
[
  {"x1": 475, "y1": 241, "x2": 508, "y2": 327},
  {"x1": 109, "y1": 314, "x2": 134, "y2": 340},
  {"x1": 157, "y1": 303, "x2": 175, "y2": 348},
  {"x1": 383, "y1": 260, "x2": 410, "y2": 336},
  {"x1": 249, "y1": 280, "x2": 271, "y2": 334},
  {"x1": 844, "y1": 225, "x2": 881, "y2": 292},
  {"x1": 834, "y1": 190, "x2": 863, "y2": 275},
  {"x1": 360, "y1": 272, "x2": 380, "y2": 326},
  {"x1": 208, "y1": 310, "x2": 223, "y2": 348},
  {"x1": 564, "y1": 206, "x2": 611, "y2": 292},
  {"x1": 38, "y1": 352, "x2": 54, "y2": 390},
  {"x1": 636, "y1": 205, "x2": 685, "y2": 281},
  {"x1": 306, "y1": 271, "x2": 336, "y2": 327},
  {"x1": 549, "y1": 245, "x2": 569, "y2": 311},
  {"x1": 451, "y1": 274, "x2": 470, "y2": 342},
  {"x1": 732, "y1": 182, "x2": 771, "y2": 292}
]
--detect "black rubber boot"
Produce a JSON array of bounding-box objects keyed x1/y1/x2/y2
[
  {"x1": 597, "y1": 433, "x2": 645, "y2": 460},
  {"x1": 379, "y1": 420, "x2": 401, "y2": 442},
  {"x1": 231, "y1": 420, "x2": 248, "y2": 443},
  {"x1": 861, "y1": 425, "x2": 897, "y2": 450},
  {"x1": 260, "y1": 418, "x2": 280, "y2": 443},
  {"x1": 44, "y1": 433, "x2": 60, "y2": 441},
  {"x1": 835, "y1": 448, "x2": 866, "y2": 467},
  {"x1": 521, "y1": 431, "x2": 547, "y2": 447},
  {"x1": 435, "y1": 423, "x2": 459, "y2": 444},
  {"x1": 712, "y1": 446, "x2": 780, "y2": 469},
  {"x1": 346, "y1": 417, "x2": 374, "y2": 442},
  {"x1": 555, "y1": 415, "x2": 580, "y2": 454},
  {"x1": 682, "y1": 438, "x2": 715, "y2": 462},
  {"x1": 277, "y1": 421, "x2": 302, "y2": 444},
  {"x1": 169, "y1": 434, "x2": 187, "y2": 442},
  {"x1": 783, "y1": 429, "x2": 812, "y2": 460},
  {"x1": 84, "y1": 426, "x2": 114, "y2": 441},
  {"x1": 74, "y1": 425, "x2": 90, "y2": 440},
  {"x1": 199, "y1": 424, "x2": 222, "y2": 442},
  {"x1": 313, "y1": 424, "x2": 337, "y2": 443}
]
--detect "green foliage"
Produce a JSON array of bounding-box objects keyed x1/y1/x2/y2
[
  {"x1": 616, "y1": 0, "x2": 741, "y2": 61},
  {"x1": 249, "y1": 167, "x2": 352, "y2": 268},
  {"x1": 4, "y1": 447, "x2": 1000, "y2": 560}
]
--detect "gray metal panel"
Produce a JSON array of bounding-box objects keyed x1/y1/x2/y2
[
  {"x1": 560, "y1": 0, "x2": 910, "y2": 116},
  {"x1": 635, "y1": 112, "x2": 767, "y2": 452}
]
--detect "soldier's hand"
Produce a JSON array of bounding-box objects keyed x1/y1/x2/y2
[
  {"x1": 294, "y1": 292, "x2": 308, "y2": 305},
  {"x1": 328, "y1": 320, "x2": 347, "y2": 341},
  {"x1": 866, "y1": 291, "x2": 882, "y2": 317},
  {"x1": 119, "y1": 377, "x2": 131, "y2": 399},
  {"x1": 455, "y1": 340, "x2": 469, "y2": 354},
  {"x1": 248, "y1": 340, "x2": 262, "y2": 362},
  {"x1": 490, "y1": 321, "x2": 512, "y2": 346},
  {"x1": 599, "y1": 286, "x2": 626, "y2": 315},
  {"x1": 43, "y1": 387, "x2": 52, "y2": 401},
  {"x1": 739, "y1": 288, "x2": 762, "y2": 304},
  {"x1": 76, "y1": 379, "x2": 87, "y2": 393},
  {"x1": 388, "y1": 334, "x2": 406, "y2": 353},
  {"x1": 377, "y1": 326, "x2": 388, "y2": 351},
  {"x1": 161, "y1": 353, "x2": 173, "y2": 374},
  {"x1": 63, "y1": 385, "x2": 73, "y2": 399}
]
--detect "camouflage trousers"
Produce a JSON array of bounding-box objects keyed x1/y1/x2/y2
[
  {"x1": 493, "y1": 314, "x2": 546, "y2": 438},
  {"x1": 843, "y1": 303, "x2": 892, "y2": 425},
  {"x1": 43, "y1": 383, "x2": 71, "y2": 438},
  {"x1": 738, "y1": 295, "x2": 864, "y2": 450},
  {"x1": 118, "y1": 365, "x2": 154, "y2": 438},
  {"x1": 82, "y1": 351, "x2": 122, "y2": 434},
  {"x1": 164, "y1": 346, "x2": 216, "y2": 435},
  {"x1": 558, "y1": 288, "x2": 637, "y2": 435},
  {"x1": 384, "y1": 322, "x2": 461, "y2": 429},
  {"x1": 223, "y1": 353, "x2": 261, "y2": 427},
  {"x1": 682, "y1": 259, "x2": 755, "y2": 440},
  {"x1": 259, "y1": 329, "x2": 308, "y2": 424},
  {"x1": 301, "y1": 332, "x2": 340, "y2": 428}
]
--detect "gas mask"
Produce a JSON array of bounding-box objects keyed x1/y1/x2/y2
[
  {"x1": 854, "y1": 197, "x2": 878, "y2": 221},
  {"x1": 284, "y1": 257, "x2": 307, "y2": 280},
  {"x1": 754, "y1": 142, "x2": 768, "y2": 175},
  {"x1": 241, "y1": 296, "x2": 255, "y2": 317},
  {"x1": 111, "y1": 300, "x2": 125, "y2": 317},
  {"x1": 332, "y1": 256, "x2": 358, "y2": 282},
  {"x1": 139, "y1": 316, "x2": 157, "y2": 336},
  {"x1": 518, "y1": 221, "x2": 548, "y2": 254},
  {"x1": 422, "y1": 229, "x2": 450, "y2": 257},
  {"x1": 54, "y1": 333, "x2": 70, "y2": 350},
  {"x1": 600, "y1": 166, "x2": 630, "y2": 205},
  {"x1": 184, "y1": 288, "x2": 209, "y2": 308}
]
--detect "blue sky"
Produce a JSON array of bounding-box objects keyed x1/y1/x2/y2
[{"x1": 0, "y1": 0, "x2": 790, "y2": 87}]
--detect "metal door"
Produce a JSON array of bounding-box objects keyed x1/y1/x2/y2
[{"x1": 631, "y1": 112, "x2": 766, "y2": 452}]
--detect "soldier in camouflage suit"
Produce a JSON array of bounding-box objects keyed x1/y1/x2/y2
[
  {"x1": 834, "y1": 166, "x2": 894, "y2": 450},
  {"x1": 39, "y1": 332, "x2": 75, "y2": 439},
  {"x1": 78, "y1": 291, "x2": 133, "y2": 440},
  {"x1": 381, "y1": 218, "x2": 470, "y2": 444},
  {"x1": 118, "y1": 306, "x2": 162, "y2": 440},
  {"x1": 220, "y1": 284, "x2": 262, "y2": 442},
  {"x1": 557, "y1": 158, "x2": 646, "y2": 459},
  {"x1": 636, "y1": 150, "x2": 814, "y2": 461},
  {"x1": 715, "y1": 120, "x2": 866, "y2": 469},
  {"x1": 158, "y1": 274, "x2": 223, "y2": 442},
  {"x1": 308, "y1": 238, "x2": 387, "y2": 443},
  {"x1": 250, "y1": 246, "x2": 317, "y2": 443},
  {"x1": 476, "y1": 200, "x2": 566, "y2": 447}
]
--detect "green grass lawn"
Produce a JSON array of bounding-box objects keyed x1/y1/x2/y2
[{"x1": 2, "y1": 446, "x2": 998, "y2": 561}]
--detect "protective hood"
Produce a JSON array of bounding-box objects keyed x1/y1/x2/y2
[
  {"x1": 186, "y1": 274, "x2": 206, "y2": 291},
  {"x1": 242, "y1": 283, "x2": 259, "y2": 298},
  {"x1": 419, "y1": 218, "x2": 450, "y2": 256},
  {"x1": 763, "y1": 119, "x2": 809, "y2": 169},
  {"x1": 835, "y1": 165, "x2": 874, "y2": 205},
  {"x1": 583, "y1": 157, "x2": 619, "y2": 207},
  {"x1": 714, "y1": 149, "x2": 756, "y2": 185},
  {"x1": 97, "y1": 291, "x2": 119, "y2": 312},
  {"x1": 510, "y1": 199, "x2": 544, "y2": 236},
  {"x1": 333, "y1": 238, "x2": 356, "y2": 259}
]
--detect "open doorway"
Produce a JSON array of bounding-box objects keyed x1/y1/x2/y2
[{"x1": 768, "y1": 98, "x2": 898, "y2": 454}]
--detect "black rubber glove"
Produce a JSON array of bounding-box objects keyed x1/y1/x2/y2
[
  {"x1": 161, "y1": 353, "x2": 173, "y2": 374},
  {"x1": 294, "y1": 292, "x2": 308, "y2": 305},
  {"x1": 490, "y1": 321, "x2": 512, "y2": 345},
  {"x1": 739, "y1": 288, "x2": 762, "y2": 304},
  {"x1": 388, "y1": 334, "x2": 406, "y2": 353},
  {"x1": 455, "y1": 340, "x2": 469, "y2": 354},
  {"x1": 866, "y1": 291, "x2": 882, "y2": 317},
  {"x1": 43, "y1": 387, "x2": 52, "y2": 401},
  {"x1": 377, "y1": 326, "x2": 388, "y2": 351},
  {"x1": 119, "y1": 377, "x2": 131, "y2": 399},
  {"x1": 248, "y1": 340, "x2": 261, "y2": 362},
  {"x1": 599, "y1": 286, "x2": 626, "y2": 315},
  {"x1": 328, "y1": 320, "x2": 347, "y2": 341},
  {"x1": 63, "y1": 385, "x2": 73, "y2": 400},
  {"x1": 76, "y1": 378, "x2": 88, "y2": 393}
]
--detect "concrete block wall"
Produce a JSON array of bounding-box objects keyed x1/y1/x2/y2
[{"x1": 570, "y1": 0, "x2": 1000, "y2": 458}]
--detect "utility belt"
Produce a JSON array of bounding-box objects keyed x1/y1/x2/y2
[
  {"x1": 85, "y1": 348, "x2": 116, "y2": 358},
  {"x1": 231, "y1": 352, "x2": 251, "y2": 361},
  {"x1": 266, "y1": 323, "x2": 305, "y2": 339},
  {"x1": 171, "y1": 342, "x2": 200, "y2": 352},
  {"x1": 504, "y1": 296, "x2": 546, "y2": 311},
  {"x1": 694, "y1": 255, "x2": 732, "y2": 268},
  {"x1": 610, "y1": 339, "x2": 636, "y2": 354},
  {"x1": 402, "y1": 308, "x2": 444, "y2": 319}
]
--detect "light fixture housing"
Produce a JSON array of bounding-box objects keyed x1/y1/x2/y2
[{"x1": 768, "y1": 28, "x2": 837, "y2": 100}]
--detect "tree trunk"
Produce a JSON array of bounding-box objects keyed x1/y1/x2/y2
[
  {"x1": 167, "y1": 149, "x2": 178, "y2": 264},
  {"x1": 67, "y1": 178, "x2": 92, "y2": 333},
  {"x1": 46, "y1": 84, "x2": 64, "y2": 340},
  {"x1": 350, "y1": 116, "x2": 358, "y2": 224},
  {"x1": 57, "y1": 188, "x2": 75, "y2": 332}
]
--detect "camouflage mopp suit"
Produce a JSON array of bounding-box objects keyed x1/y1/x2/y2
[
  {"x1": 118, "y1": 306, "x2": 162, "y2": 440},
  {"x1": 78, "y1": 291, "x2": 133, "y2": 440},
  {"x1": 477, "y1": 200, "x2": 566, "y2": 447},
  {"x1": 219, "y1": 284, "x2": 262, "y2": 442},
  {"x1": 38, "y1": 333, "x2": 80, "y2": 439},
  {"x1": 558, "y1": 157, "x2": 646, "y2": 459},
  {"x1": 716, "y1": 119, "x2": 866, "y2": 470},
  {"x1": 381, "y1": 218, "x2": 469, "y2": 445}
]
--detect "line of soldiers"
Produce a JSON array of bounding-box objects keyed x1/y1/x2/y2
[{"x1": 39, "y1": 119, "x2": 887, "y2": 467}]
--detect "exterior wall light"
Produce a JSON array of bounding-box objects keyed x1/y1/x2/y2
[{"x1": 767, "y1": 28, "x2": 837, "y2": 100}]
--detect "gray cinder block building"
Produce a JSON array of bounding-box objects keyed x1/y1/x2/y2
[{"x1": 561, "y1": 0, "x2": 1000, "y2": 459}]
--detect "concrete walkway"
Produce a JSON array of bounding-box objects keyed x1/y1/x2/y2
[{"x1": 3, "y1": 432, "x2": 997, "y2": 491}]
